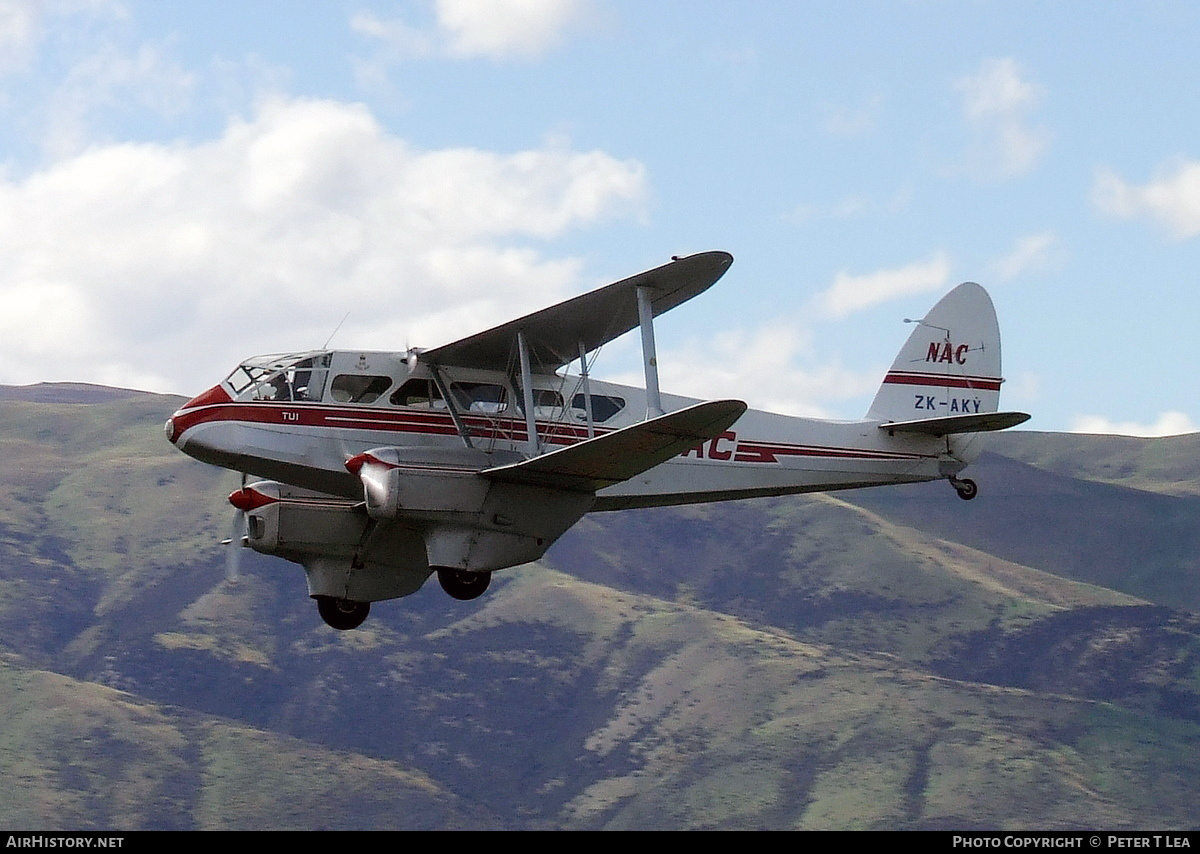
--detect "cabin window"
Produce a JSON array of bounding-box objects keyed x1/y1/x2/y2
[
  {"x1": 450, "y1": 381, "x2": 507, "y2": 414},
  {"x1": 289, "y1": 359, "x2": 328, "y2": 402},
  {"x1": 390, "y1": 378, "x2": 445, "y2": 409},
  {"x1": 227, "y1": 366, "x2": 259, "y2": 395},
  {"x1": 330, "y1": 374, "x2": 392, "y2": 404},
  {"x1": 267, "y1": 369, "x2": 326, "y2": 402},
  {"x1": 571, "y1": 393, "x2": 625, "y2": 423},
  {"x1": 529, "y1": 389, "x2": 564, "y2": 418}
]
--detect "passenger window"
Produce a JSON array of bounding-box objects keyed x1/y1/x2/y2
[
  {"x1": 390, "y1": 378, "x2": 445, "y2": 409},
  {"x1": 450, "y1": 382, "x2": 507, "y2": 414},
  {"x1": 571, "y1": 393, "x2": 625, "y2": 423},
  {"x1": 330, "y1": 375, "x2": 392, "y2": 404},
  {"x1": 532, "y1": 389, "x2": 564, "y2": 418}
]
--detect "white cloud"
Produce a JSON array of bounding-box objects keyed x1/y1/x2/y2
[
  {"x1": 783, "y1": 187, "x2": 911, "y2": 226},
  {"x1": 991, "y1": 230, "x2": 1062, "y2": 281},
  {"x1": 953, "y1": 57, "x2": 1049, "y2": 180},
  {"x1": 818, "y1": 252, "x2": 952, "y2": 318},
  {"x1": 1092, "y1": 159, "x2": 1200, "y2": 239},
  {"x1": 0, "y1": 1, "x2": 127, "y2": 76},
  {"x1": 605, "y1": 323, "x2": 882, "y2": 419},
  {"x1": 0, "y1": 0, "x2": 41, "y2": 72},
  {"x1": 0, "y1": 1, "x2": 201, "y2": 160},
  {"x1": 0, "y1": 97, "x2": 647, "y2": 394},
  {"x1": 350, "y1": 10, "x2": 435, "y2": 60},
  {"x1": 821, "y1": 95, "x2": 881, "y2": 138},
  {"x1": 43, "y1": 38, "x2": 197, "y2": 158},
  {"x1": 437, "y1": 0, "x2": 590, "y2": 59},
  {"x1": 353, "y1": 0, "x2": 592, "y2": 63},
  {"x1": 1070, "y1": 412, "x2": 1198, "y2": 438}
]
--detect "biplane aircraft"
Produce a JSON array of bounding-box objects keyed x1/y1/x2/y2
[{"x1": 166, "y1": 252, "x2": 1029, "y2": 629}]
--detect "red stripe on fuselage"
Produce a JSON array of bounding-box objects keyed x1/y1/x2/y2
[
  {"x1": 173, "y1": 401, "x2": 936, "y2": 466},
  {"x1": 171, "y1": 400, "x2": 601, "y2": 446}
]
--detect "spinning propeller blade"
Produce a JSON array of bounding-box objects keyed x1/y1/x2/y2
[
  {"x1": 225, "y1": 508, "x2": 244, "y2": 585},
  {"x1": 222, "y1": 473, "x2": 248, "y2": 585}
]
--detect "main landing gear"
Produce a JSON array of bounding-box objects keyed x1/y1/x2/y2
[
  {"x1": 315, "y1": 595, "x2": 370, "y2": 630},
  {"x1": 437, "y1": 567, "x2": 491, "y2": 600},
  {"x1": 949, "y1": 476, "x2": 978, "y2": 501},
  {"x1": 313, "y1": 569, "x2": 492, "y2": 629}
]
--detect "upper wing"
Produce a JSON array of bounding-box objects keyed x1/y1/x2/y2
[
  {"x1": 879, "y1": 411, "x2": 1031, "y2": 436},
  {"x1": 419, "y1": 251, "x2": 733, "y2": 371},
  {"x1": 481, "y1": 399, "x2": 747, "y2": 492}
]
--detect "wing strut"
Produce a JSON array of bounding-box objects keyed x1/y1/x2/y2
[
  {"x1": 517, "y1": 329, "x2": 539, "y2": 456},
  {"x1": 637, "y1": 285, "x2": 664, "y2": 418},
  {"x1": 427, "y1": 363, "x2": 474, "y2": 450},
  {"x1": 578, "y1": 341, "x2": 594, "y2": 439}
]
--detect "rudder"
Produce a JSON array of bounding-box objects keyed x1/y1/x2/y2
[{"x1": 866, "y1": 282, "x2": 1004, "y2": 423}]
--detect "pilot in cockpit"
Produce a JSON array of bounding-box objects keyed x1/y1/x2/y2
[
  {"x1": 268, "y1": 373, "x2": 293, "y2": 402},
  {"x1": 293, "y1": 369, "x2": 312, "y2": 401}
]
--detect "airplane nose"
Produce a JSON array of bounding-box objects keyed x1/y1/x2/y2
[
  {"x1": 166, "y1": 384, "x2": 231, "y2": 447},
  {"x1": 181, "y1": 384, "x2": 232, "y2": 410}
]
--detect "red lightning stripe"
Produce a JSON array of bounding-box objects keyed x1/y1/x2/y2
[{"x1": 882, "y1": 371, "x2": 1002, "y2": 391}]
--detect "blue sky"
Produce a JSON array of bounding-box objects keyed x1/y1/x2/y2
[{"x1": 3, "y1": 1, "x2": 1200, "y2": 435}]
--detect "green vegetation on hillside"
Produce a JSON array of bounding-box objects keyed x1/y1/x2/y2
[{"x1": 0, "y1": 387, "x2": 1197, "y2": 829}]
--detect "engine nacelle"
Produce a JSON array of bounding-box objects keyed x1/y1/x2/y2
[
  {"x1": 346, "y1": 446, "x2": 517, "y2": 521},
  {"x1": 346, "y1": 446, "x2": 596, "y2": 573},
  {"x1": 232, "y1": 481, "x2": 363, "y2": 560},
  {"x1": 232, "y1": 448, "x2": 599, "y2": 594},
  {"x1": 229, "y1": 480, "x2": 432, "y2": 602}
]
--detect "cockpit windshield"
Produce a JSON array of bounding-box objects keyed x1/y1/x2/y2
[{"x1": 225, "y1": 352, "x2": 331, "y2": 403}]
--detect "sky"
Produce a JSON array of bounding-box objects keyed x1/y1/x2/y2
[{"x1": 2, "y1": 0, "x2": 1200, "y2": 436}]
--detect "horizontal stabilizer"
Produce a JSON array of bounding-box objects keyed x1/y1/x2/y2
[
  {"x1": 482, "y1": 399, "x2": 747, "y2": 492},
  {"x1": 879, "y1": 411, "x2": 1031, "y2": 436}
]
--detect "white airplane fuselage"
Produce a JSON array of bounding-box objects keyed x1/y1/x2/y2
[{"x1": 168, "y1": 354, "x2": 970, "y2": 514}]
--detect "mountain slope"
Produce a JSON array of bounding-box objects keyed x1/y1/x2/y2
[
  {"x1": 0, "y1": 384, "x2": 1198, "y2": 829},
  {"x1": 988, "y1": 429, "x2": 1200, "y2": 497},
  {"x1": 844, "y1": 451, "x2": 1200, "y2": 612},
  {"x1": 0, "y1": 660, "x2": 492, "y2": 830}
]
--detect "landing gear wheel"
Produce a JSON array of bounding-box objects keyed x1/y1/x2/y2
[
  {"x1": 437, "y1": 568, "x2": 491, "y2": 601},
  {"x1": 952, "y1": 477, "x2": 978, "y2": 501},
  {"x1": 316, "y1": 596, "x2": 370, "y2": 630}
]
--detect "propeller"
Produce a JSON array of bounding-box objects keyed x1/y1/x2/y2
[
  {"x1": 345, "y1": 451, "x2": 399, "y2": 519},
  {"x1": 224, "y1": 508, "x2": 245, "y2": 585},
  {"x1": 357, "y1": 460, "x2": 392, "y2": 512},
  {"x1": 221, "y1": 473, "x2": 248, "y2": 586}
]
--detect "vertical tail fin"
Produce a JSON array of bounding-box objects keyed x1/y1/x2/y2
[{"x1": 867, "y1": 282, "x2": 1005, "y2": 423}]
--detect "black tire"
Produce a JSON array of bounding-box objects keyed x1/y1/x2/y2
[
  {"x1": 954, "y1": 478, "x2": 978, "y2": 501},
  {"x1": 316, "y1": 595, "x2": 370, "y2": 630},
  {"x1": 436, "y1": 567, "x2": 491, "y2": 601}
]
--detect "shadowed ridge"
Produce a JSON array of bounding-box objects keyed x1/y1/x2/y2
[{"x1": 0, "y1": 382, "x2": 160, "y2": 405}]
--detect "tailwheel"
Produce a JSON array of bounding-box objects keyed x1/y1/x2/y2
[
  {"x1": 951, "y1": 477, "x2": 978, "y2": 501},
  {"x1": 315, "y1": 595, "x2": 371, "y2": 630},
  {"x1": 436, "y1": 567, "x2": 491, "y2": 601}
]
